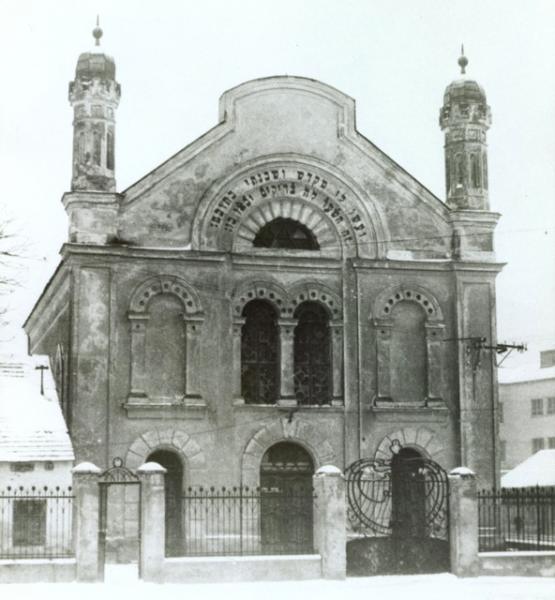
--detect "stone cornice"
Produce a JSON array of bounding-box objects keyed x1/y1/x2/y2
[
  {"x1": 351, "y1": 258, "x2": 505, "y2": 273},
  {"x1": 24, "y1": 263, "x2": 71, "y2": 346}
]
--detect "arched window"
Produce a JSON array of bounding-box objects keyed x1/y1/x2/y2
[
  {"x1": 106, "y1": 129, "x2": 115, "y2": 171},
  {"x1": 471, "y1": 154, "x2": 481, "y2": 188},
  {"x1": 294, "y1": 302, "x2": 331, "y2": 405},
  {"x1": 253, "y1": 218, "x2": 319, "y2": 250},
  {"x1": 390, "y1": 301, "x2": 426, "y2": 403},
  {"x1": 144, "y1": 294, "x2": 185, "y2": 398},
  {"x1": 241, "y1": 300, "x2": 279, "y2": 404}
]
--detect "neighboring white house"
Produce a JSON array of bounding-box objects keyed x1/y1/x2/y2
[
  {"x1": 498, "y1": 348, "x2": 555, "y2": 473},
  {"x1": 0, "y1": 355, "x2": 74, "y2": 557}
]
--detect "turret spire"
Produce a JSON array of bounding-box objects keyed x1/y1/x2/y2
[
  {"x1": 92, "y1": 16, "x2": 103, "y2": 47},
  {"x1": 68, "y1": 20, "x2": 121, "y2": 192},
  {"x1": 439, "y1": 49, "x2": 491, "y2": 211},
  {"x1": 458, "y1": 44, "x2": 468, "y2": 75}
]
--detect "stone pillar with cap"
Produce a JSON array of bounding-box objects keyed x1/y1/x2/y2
[
  {"x1": 448, "y1": 466, "x2": 479, "y2": 576},
  {"x1": 312, "y1": 465, "x2": 346, "y2": 579},
  {"x1": 72, "y1": 462, "x2": 101, "y2": 582},
  {"x1": 137, "y1": 462, "x2": 167, "y2": 582}
]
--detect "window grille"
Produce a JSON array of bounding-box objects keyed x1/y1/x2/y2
[
  {"x1": 547, "y1": 397, "x2": 555, "y2": 415},
  {"x1": 241, "y1": 300, "x2": 279, "y2": 404},
  {"x1": 294, "y1": 302, "x2": 331, "y2": 405}
]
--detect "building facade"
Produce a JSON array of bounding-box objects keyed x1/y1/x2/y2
[
  {"x1": 499, "y1": 349, "x2": 555, "y2": 472},
  {"x1": 24, "y1": 32, "x2": 503, "y2": 549}
]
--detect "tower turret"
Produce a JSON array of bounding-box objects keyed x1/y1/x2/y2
[
  {"x1": 68, "y1": 19, "x2": 121, "y2": 192},
  {"x1": 440, "y1": 47, "x2": 491, "y2": 210}
]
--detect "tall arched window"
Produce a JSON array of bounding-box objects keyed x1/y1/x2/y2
[
  {"x1": 106, "y1": 129, "x2": 115, "y2": 170},
  {"x1": 253, "y1": 218, "x2": 319, "y2": 250},
  {"x1": 92, "y1": 130, "x2": 102, "y2": 166},
  {"x1": 390, "y1": 301, "x2": 427, "y2": 403},
  {"x1": 77, "y1": 131, "x2": 86, "y2": 164},
  {"x1": 144, "y1": 294, "x2": 185, "y2": 398},
  {"x1": 455, "y1": 154, "x2": 465, "y2": 186},
  {"x1": 471, "y1": 154, "x2": 481, "y2": 188},
  {"x1": 294, "y1": 302, "x2": 331, "y2": 405},
  {"x1": 241, "y1": 300, "x2": 279, "y2": 404}
]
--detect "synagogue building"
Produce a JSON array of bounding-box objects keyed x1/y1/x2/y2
[{"x1": 24, "y1": 28, "x2": 503, "y2": 552}]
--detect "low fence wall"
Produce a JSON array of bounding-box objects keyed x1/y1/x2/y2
[
  {"x1": 479, "y1": 551, "x2": 555, "y2": 577},
  {"x1": 0, "y1": 486, "x2": 74, "y2": 560},
  {"x1": 0, "y1": 558, "x2": 76, "y2": 583},
  {"x1": 161, "y1": 554, "x2": 322, "y2": 584},
  {"x1": 136, "y1": 463, "x2": 346, "y2": 583}
]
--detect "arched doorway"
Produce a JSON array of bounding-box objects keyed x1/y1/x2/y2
[
  {"x1": 147, "y1": 450, "x2": 183, "y2": 556},
  {"x1": 345, "y1": 448, "x2": 449, "y2": 575},
  {"x1": 391, "y1": 447, "x2": 426, "y2": 539},
  {"x1": 259, "y1": 442, "x2": 314, "y2": 553}
]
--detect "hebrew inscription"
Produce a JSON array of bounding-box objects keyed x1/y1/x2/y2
[{"x1": 208, "y1": 166, "x2": 369, "y2": 244}]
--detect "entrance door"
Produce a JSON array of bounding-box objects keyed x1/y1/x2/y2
[
  {"x1": 97, "y1": 458, "x2": 140, "y2": 581},
  {"x1": 148, "y1": 450, "x2": 183, "y2": 556},
  {"x1": 259, "y1": 442, "x2": 314, "y2": 553},
  {"x1": 345, "y1": 450, "x2": 450, "y2": 575}
]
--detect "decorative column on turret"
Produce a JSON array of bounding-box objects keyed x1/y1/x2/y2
[
  {"x1": 440, "y1": 47, "x2": 498, "y2": 262},
  {"x1": 441, "y1": 48, "x2": 503, "y2": 487},
  {"x1": 63, "y1": 19, "x2": 121, "y2": 244}
]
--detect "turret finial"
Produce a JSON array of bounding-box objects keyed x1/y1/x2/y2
[
  {"x1": 92, "y1": 15, "x2": 103, "y2": 47},
  {"x1": 458, "y1": 44, "x2": 468, "y2": 75}
]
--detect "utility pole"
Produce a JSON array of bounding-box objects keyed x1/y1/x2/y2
[{"x1": 35, "y1": 364, "x2": 49, "y2": 395}]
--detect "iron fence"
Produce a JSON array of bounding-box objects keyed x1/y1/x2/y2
[
  {"x1": 478, "y1": 487, "x2": 555, "y2": 552},
  {"x1": 0, "y1": 486, "x2": 74, "y2": 559},
  {"x1": 177, "y1": 485, "x2": 315, "y2": 557}
]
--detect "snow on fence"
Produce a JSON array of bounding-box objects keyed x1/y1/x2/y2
[
  {"x1": 478, "y1": 486, "x2": 555, "y2": 552},
  {"x1": 0, "y1": 486, "x2": 74, "y2": 559}
]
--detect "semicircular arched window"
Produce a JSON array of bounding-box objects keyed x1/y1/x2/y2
[
  {"x1": 294, "y1": 301, "x2": 331, "y2": 405},
  {"x1": 253, "y1": 218, "x2": 319, "y2": 250},
  {"x1": 241, "y1": 300, "x2": 279, "y2": 404}
]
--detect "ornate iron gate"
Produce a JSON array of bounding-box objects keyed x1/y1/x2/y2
[
  {"x1": 345, "y1": 449, "x2": 450, "y2": 575},
  {"x1": 98, "y1": 458, "x2": 141, "y2": 580}
]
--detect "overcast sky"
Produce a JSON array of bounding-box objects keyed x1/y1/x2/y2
[{"x1": 1, "y1": 0, "x2": 554, "y2": 370}]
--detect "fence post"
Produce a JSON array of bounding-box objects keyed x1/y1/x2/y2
[
  {"x1": 72, "y1": 462, "x2": 101, "y2": 582},
  {"x1": 312, "y1": 465, "x2": 346, "y2": 580},
  {"x1": 137, "y1": 462, "x2": 166, "y2": 582},
  {"x1": 448, "y1": 466, "x2": 479, "y2": 577}
]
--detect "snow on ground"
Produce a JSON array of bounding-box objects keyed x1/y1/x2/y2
[{"x1": 2, "y1": 566, "x2": 555, "y2": 600}]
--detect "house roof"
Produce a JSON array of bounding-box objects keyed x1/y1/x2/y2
[
  {"x1": 501, "y1": 450, "x2": 555, "y2": 488},
  {"x1": 498, "y1": 364, "x2": 555, "y2": 385},
  {"x1": 0, "y1": 355, "x2": 74, "y2": 462}
]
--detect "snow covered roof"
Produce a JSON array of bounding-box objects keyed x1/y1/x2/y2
[
  {"x1": 0, "y1": 355, "x2": 74, "y2": 462},
  {"x1": 501, "y1": 450, "x2": 555, "y2": 488}
]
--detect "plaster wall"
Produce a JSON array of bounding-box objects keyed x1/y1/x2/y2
[{"x1": 499, "y1": 378, "x2": 555, "y2": 470}]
